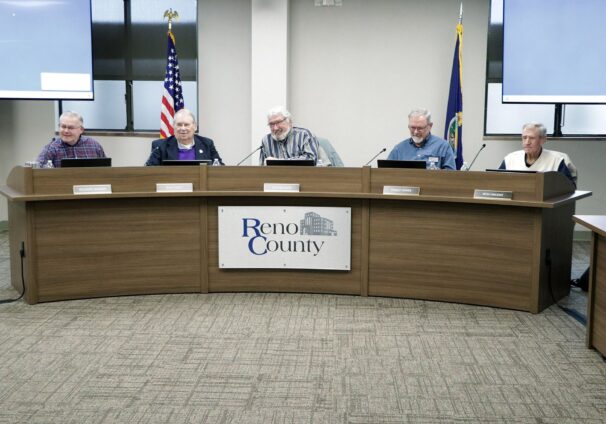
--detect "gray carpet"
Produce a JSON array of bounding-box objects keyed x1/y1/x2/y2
[{"x1": 0, "y1": 230, "x2": 605, "y2": 423}]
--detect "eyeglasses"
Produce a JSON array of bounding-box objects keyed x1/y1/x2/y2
[
  {"x1": 59, "y1": 124, "x2": 81, "y2": 131},
  {"x1": 268, "y1": 117, "x2": 287, "y2": 128},
  {"x1": 408, "y1": 125, "x2": 429, "y2": 132}
]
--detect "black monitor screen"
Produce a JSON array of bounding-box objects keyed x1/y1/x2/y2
[
  {"x1": 161, "y1": 160, "x2": 212, "y2": 166},
  {"x1": 377, "y1": 160, "x2": 426, "y2": 169},
  {"x1": 266, "y1": 159, "x2": 315, "y2": 167},
  {"x1": 61, "y1": 158, "x2": 112, "y2": 168}
]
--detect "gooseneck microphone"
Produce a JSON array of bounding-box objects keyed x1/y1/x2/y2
[
  {"x1": 465, "y1": 143, "x2": 486, "y2": 171},
  {"x1": 236, "y1": 145, "x2": 263, "y2": 166},
  {"x1": 364, "y1": 148, "x2": 387, "y2": 166}
]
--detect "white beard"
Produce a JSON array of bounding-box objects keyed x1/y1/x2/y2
[
  {"x1": 411, "y1": 135, "x2": 424, "y2": 144},
  {"x1": 272, "y1": 127, "x2": 291, "y2": 142}
]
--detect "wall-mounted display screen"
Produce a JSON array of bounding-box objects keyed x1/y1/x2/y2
[
  {"x1": 503, "y1": 0, "x2": 606, "y2": 104},
  {"x1": 0, "y1": 0, "x2": 93, "y2": 100}
]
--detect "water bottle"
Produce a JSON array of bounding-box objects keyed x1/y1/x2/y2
[
  {"x1": 428, "y1": 156, "x2": 441, "y2": 170},
  {"x1": 212, "y1": 158, "x2": 221, "y2": 166},
  {"x1": 44, "y1": 160, "x2": 54, "y2": 169}
]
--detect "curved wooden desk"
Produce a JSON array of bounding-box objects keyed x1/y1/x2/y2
[
  {"x1": 572, "y1": 215, "x2": 606, "y2": 356},
  {"x1": 2, "y1": 166, "x2": 590, "y2": 313}
]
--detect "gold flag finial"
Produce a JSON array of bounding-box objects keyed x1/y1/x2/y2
[{"x1": 163, "y1": 9, "x2": 179, "y2": 32}]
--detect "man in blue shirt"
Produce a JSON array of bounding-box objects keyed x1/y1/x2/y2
[{"x1": 387, "y1": 108, "x2": 456, "y2": 170}]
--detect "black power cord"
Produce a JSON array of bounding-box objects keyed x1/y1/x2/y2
[
  {"x1": 0, "y1": 241, "x2": 26, "y2": 304},
  {"x1": 545, "y1": 248, "x2": 586, "y2": 325}
]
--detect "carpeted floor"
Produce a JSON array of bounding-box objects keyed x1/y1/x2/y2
[{"x1": 0, "y1": 230, "x2": 605, "y2": 423}]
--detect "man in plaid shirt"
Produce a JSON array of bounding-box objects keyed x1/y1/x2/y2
[{"x1": 37, "y1": 111, "x2": 107, "y2": 168}]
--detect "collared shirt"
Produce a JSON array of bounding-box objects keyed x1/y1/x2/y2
[
  {"x1": 37, "y1": 136, "x2": 107, "y2": 168},
  {"x1": 387, "y1": 133, "x2": 456, "y2": 169},
  {"x1": 177, "y1": 140, "x2": 194, "y2": 150},
  {"x1": 259, "y1": 127, "x2": 319, "y2": 165}
]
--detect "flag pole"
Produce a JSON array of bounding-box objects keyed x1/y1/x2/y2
[
  {"x1": 459, "y1": 3, "x2": 463, "y2": 24},
  {"x1": 444, "y1": 3, "x2": 464, "y2": 170},
  {"x1": 160, "y1": 9, "x2": 183, "y2": 139},
  {"x1": 163, "y1": 8, "x2": 179, "y2": 32}
]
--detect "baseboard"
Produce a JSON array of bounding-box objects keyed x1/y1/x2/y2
[
  {"x1": 0, "y1": 221, "x2": 7, "y2": 231},
  {"x1": 574, "y1": 230, "x2": 592, "y2": 242}
]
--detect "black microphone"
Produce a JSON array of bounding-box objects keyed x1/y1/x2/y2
[
  {"x1": 364, "y1": 148, "x2": 387, "y2": 166},
  {"x1": 236, "y1": 145, "x2": 263, "y2": 166},
  {"x1": 465, "y1": 143, "x2": 486, "y2": 171}
]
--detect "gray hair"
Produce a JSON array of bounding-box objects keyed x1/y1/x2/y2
[
  {"x1": 267, "y1": 106, "x2": 292, "y2": 123},
  {"x1": 522, "y1": 122, "x2": 547, "y2": 138},
  {"x1": 60, "y1": 111, "x2": 84, "y2": 126},
  {"x1": 174, "y1": 108, "x2": 197, "y2": 125},
  {"x1": 408, "y1": 108, "x2": 432, "y2": 124}
]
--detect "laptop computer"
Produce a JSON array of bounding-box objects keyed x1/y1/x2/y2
[
  {"x1": 377, "y1": 159, "x2": 426, "y2": 169},
  {"x1": 485, "y1": 168, "x2": 537, "y2": 174},
  {"x1": 60, "y1": 158, "x2": 112, "y2": 167},
  {"x1": 161, "y1": 159, "x2": 212, "y2": 166},
  {"x1": 266, "y1": 159, "x2": 315, "y2": 166}
]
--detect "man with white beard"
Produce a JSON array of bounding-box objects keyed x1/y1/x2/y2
[
  {"x1": 259, "y1": 106, "x2": 319, "y2": 165},
  {"x1": 387, "y1": 108, "x2": 456, "y2": 170}
]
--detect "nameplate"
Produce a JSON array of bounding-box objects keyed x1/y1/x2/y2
[
  {"x1": 383, "y1": 185, "x2": 420, "y2": 196},
  {"x1": 473, "y1": 189, "x2": 513, "y2": 200},
  {"x1": 263, "y1": 183, "x2": 300, "y2": 193},
  {"x1": 73, "y1": 184, "x2": 112, "y2": 195},
  {"x1": 156, "y1": 183, "x2": 194, "y2": 193}
]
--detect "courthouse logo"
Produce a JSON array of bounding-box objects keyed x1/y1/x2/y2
[{"x1": 299, "y1": 212, "x2": 337, "y2": 236}]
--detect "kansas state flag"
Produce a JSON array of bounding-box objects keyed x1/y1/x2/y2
[{"x1": 444, "y1": 23, "x2": 463, "y2": 170}]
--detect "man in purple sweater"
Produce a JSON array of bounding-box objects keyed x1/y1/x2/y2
[{"x1": 145, "y1": 109, "x2": 223, "y2": 166}]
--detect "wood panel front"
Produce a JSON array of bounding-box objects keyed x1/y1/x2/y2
[
  {"x1": 31, "y1": 167, "x2": 203, "y2": 195},
  {"x1": 591, "y1": 234, "x2": 606, "y2": 356},
  {"x1": 370, "y1": 169, "x2": 572, "y2": 202},
  {"x1": 206, "y1": 167, "x2": 365, "y2": 193},
  {"x1": 536, "y1": 204, "x2": 575, "y2": 311},
  {"x1": 368, "y1": 200, "x2": 536, "y2": 311},
  {"x1": 32, "y1": 198, "x2": 202, "y2": 301},
  {"x1": 205, "y1": 197, "x2": 363, "y2": 295},
  {"x1": 2, "y1": 166, "x2": 588, "y2": 310}
]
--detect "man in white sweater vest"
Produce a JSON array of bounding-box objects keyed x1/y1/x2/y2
[{"x1": 499, "y1": 122, "x2": 577, "y2": 186}]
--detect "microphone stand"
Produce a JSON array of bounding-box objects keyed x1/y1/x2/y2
[
  {"x1": 364, "y1": 148, "x2": 387, "y2": 166},
  {"x1": 466, "y1": 143, "x2": 486, "y2": 171},
  {"x1": 236, "y1": 145, "x2": 263, "y2": 166}
]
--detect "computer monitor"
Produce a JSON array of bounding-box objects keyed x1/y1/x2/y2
[
  {"x1": 266, "y1": 159, "x2": 315, "y2": 166},
  {"x1": 485, "y1": 168, "x2": 537, "y2": 174},
  {"x1": 161, "y1": 159, "x2": 212, "y2": 166},
  {"x1": 60, "y1": 158, "x2": 112, "y2": 167},
  {"x1": 376, "y1": 159, "x2": 426, "y2": 169}
]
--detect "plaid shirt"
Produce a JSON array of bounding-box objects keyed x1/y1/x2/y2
[{"x1": 37, "y1": 136, "x2": 107, "y2": 168}]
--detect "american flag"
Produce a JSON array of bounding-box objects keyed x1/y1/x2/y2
[{"x1": 160, "y1": 30, "x2": 184, "y2": 138}]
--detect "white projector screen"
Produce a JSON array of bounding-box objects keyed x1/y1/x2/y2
[
  {"x1": 503, "y1": 0, "x2": 606, "y2": 104},
  {"x1": 0, "y1": 0, "x2": 93, "y2": 100}
]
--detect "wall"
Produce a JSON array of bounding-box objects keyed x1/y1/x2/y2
[{"x1": 1, "y1": 0, "x2": 604, "y2": 223}]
